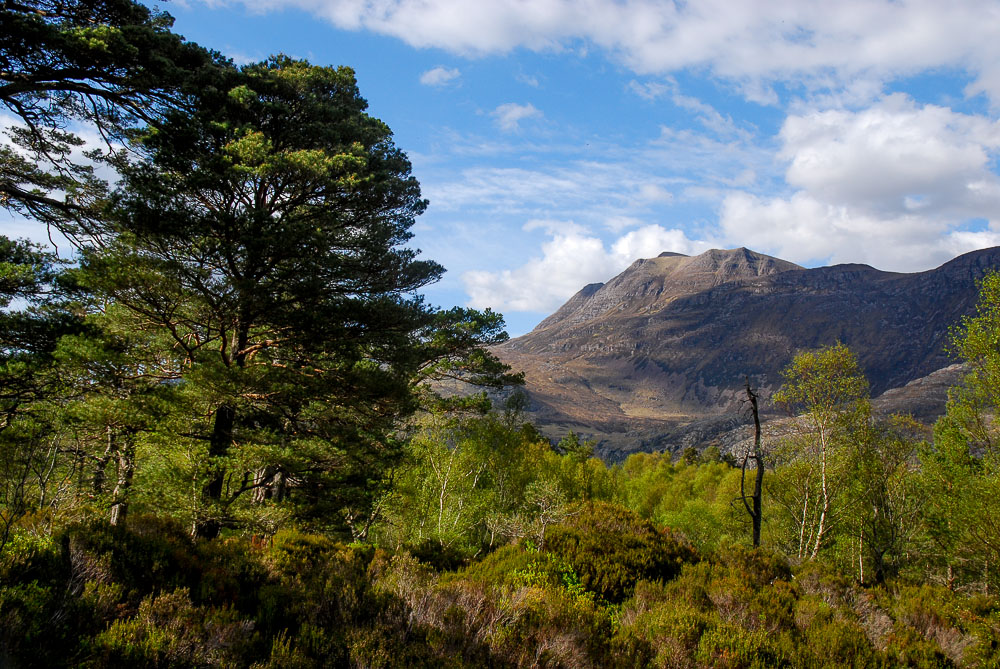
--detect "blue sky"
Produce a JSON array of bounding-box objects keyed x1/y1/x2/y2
[{"x1": 9, "y1": 0, "x2": 1000, "y2": 336}]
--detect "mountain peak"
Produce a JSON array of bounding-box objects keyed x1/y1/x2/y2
[
  {"x1": 682, "y1": 247, "x2": 801, "y2": 277},
  {"x1": 531, "y1": 248, "x2": 801, "y2": 333}
]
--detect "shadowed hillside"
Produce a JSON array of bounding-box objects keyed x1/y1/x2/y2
[{"x1": 496, "y1": 246, "x2": 1000, "y2": 458}]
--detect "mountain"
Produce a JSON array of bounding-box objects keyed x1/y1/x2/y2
[{"x1": 494, "y1": 247, "x2": 1000, "y2": 459}]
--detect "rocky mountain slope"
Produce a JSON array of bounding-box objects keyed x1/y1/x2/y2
[{"x1": 494, "y1": 247, "x2": 1000, "y2": 459}]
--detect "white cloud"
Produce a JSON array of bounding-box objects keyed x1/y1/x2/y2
[
  {"x1": 223, "y1": 48, "x2": 260, "y2": 66},
  {"x1": 229, "y1": 0, "x2": 1000, "y2": 104},
  {"x1": 490, "y1": 102, "x2": 542, "y2": 131},
  {"x1": 637, "y1": 183, "x2": 672, "y2": 203},
  {"x1": 718, "y1": 95, "x2": 1000, "y2": 271},
  {"x1": 419, "y1": 66, "x2": 460, "y2": 86},
  {"x1": 462, "y1": 222, "x2": 709, "y2": 312},
  {"x1": 718, "y1": 191, "x2": 1000, "y2": 271},
  {"x1": 628, "y1": 78, "x2": 748, "y2": 140},
  {"x1": 603, "y1": 215, "x2": 643, "y2": 232},
  {"x1": 424, "y1": 161, "x2": 692, "y2": 228},
  {"x1": 611, "y1": 225, "x2": 707, "y2": 262},
  {"x1": 516, "y1": 72, "x2": 540, "y2": 87},
  {"x1": 628, "y1": 79, "x2": 671, "y2": 100},
  {"x1": 780, "y1": 94, "x2": 1000, "y2": 215}
]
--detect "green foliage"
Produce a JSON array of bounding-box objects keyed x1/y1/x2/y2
[
  {"x1": 375, "y1": 408, "x2": 585, "y2": 561},
  {"x1": 90, "y1": 588, "x2": 258, "y2": 668},
  {"x1": 791, "y1": 598, "x2": 877, "y2": 668},
  {"x1": 920, "y1": 272, "x2": 1000, "y2": 592},
  {"x1": 8, "y1": 2, "x2": 1000, "y2": 663},
  {"x1": 772, "y1": 342, "x2": 869, "y2": 420},
  {"x1": 0, "y1": 581, "x2": 69, "y2": 665},
  {"x1": 556, "y1": 430, "x2": 595, "y2": 462},
  {"x1": 770, "y1": 343, "x2": 873, "y2": 561},
  {"x1": 0, "y1": 237, "x2": 84, "y2": 552},
  {"x1": 918, "y1": 416, "x2": 995, "y2": 588},
  {"x1": 839, "y1": 412, "x2": 924, "y2": 584},
  {"x1": 613, "y1": 588, "x2": 713, "y2": 666},
  {"x1": 949, "y1": 272, "x2": 1000, "y2": 433},
  {"x1": 694, "y1": 623, "x2": 784, "y2": 668},
  {"x1": 72, "y1": 55, "x2": 516, "y2": 539},
  {"x1": 540, "y1": 502, "x2": 697, "y2": 604},
  {"x1": 454, "y1": 542, "x2": 537, "y2": 586},
  {"x1": 619, "y1": 451, "x2": 741, "y2": 551},
  {"x1": 1, "y1": 0, "x2": 219, "y2": 233},
  {"x1": 64, "y1": 516, "x2": 203, "y2": 602},
  {"x1": 1, "y1": 512, "x2": 998, "y2": 668}
]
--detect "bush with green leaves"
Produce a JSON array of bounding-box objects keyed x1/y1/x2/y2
[
  {"x1": 618, "y1": 452, "x2": 743, "y2": 551},
  {"x1": 89, "y1": 588, "x2": 259, "y2": 668},
  {"x1": 541, "y1": 502, "x2": 698, "y2": 604}
]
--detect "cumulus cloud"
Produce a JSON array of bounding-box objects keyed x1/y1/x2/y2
[
  {"x1": 780, "y1": 94, "x2": 1000, "y2": 212},
  {"x1": 719, "y1": 95, "x2": 1000, "y2": 270},
  {"x1": 462, "y1": 222, "x2": 710, "y2": 312},
  {"x1": 603, "y1": 215, "x2": 644, "y2": 232},
  {"x1": 225, "y1": 0, "x2": 1000, "y2": 104},
  {"x1": 719, "y1": 192, "x2": 1000, "y2": 271},
  {"x1": 420, "y1": 66, "x2": 460, "y2": 86},
  {"x1": 490, "y1": 102, "x2": 542, "y2": 131}
]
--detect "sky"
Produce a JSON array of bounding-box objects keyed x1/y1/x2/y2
[{"x1": 9, "y1": 0, "x2": 1000, "y2": 337}]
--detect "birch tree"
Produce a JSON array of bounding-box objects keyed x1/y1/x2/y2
[{"x1": 772, "y1": 343, "x2": 868, "y2": 559}]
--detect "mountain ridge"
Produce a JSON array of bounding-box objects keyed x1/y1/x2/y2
[
  {"x1": 495, "y1": 246, "x2": 1000, "y2": 459},
  {"x1": 528, "y1": 248, "x2": 802, "y2": 335}
]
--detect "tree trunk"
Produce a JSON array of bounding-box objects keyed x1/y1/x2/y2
[
  {"x1": 92, "y1": 427, "x2": 115, "y2": 495},
  {"x1": 798, "y1": 487, "x2": 810, "y2": 559},
  {"x1": 109, "y1": 433, "x2": 136, "y2": 526},
  {"x1": 195, "y1": 403, "x2": 235, "y2": 539},
  {"x1": 252, "y1": 466, "x2": 275, "y2": 504},
  {"x1": 811, "y1": 427, "x2": 830, "y2": 559},
  {"x1": 741, "y1": 378, "x2": 764, "y2": 548},
  {"x1": 274, "y1": 470, "x2": 286, "y2": 502}
]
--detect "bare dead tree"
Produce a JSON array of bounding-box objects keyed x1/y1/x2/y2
[{"x1": 740, "y1": 376, "x2": 765, "y2": 548}]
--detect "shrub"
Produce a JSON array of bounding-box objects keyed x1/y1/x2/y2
[
  {"x1": 542, "y1": 502, "x2": 697, "y2": 604},
  {"x1": 792, "y1": 599, "x2": 879, "y2": 668},
  {"x1": 694, "y1": 623, "x2": 785, "y2": 668},
  {"x1": 454, "y1": 543, "x2": 538, "y2": 587},
  {"x1": 410, "y1": 539, "x2": 470, "y2": 572},
  {"x1": 194, "y1": 537, "x2": 269, "y2": 612},
  {"x1": 63, "y1": 516, "x2": 201, "y2": 604},
  {"x1": 0, "y1": 529, "x2": 64, "y2": 584},
  {"x1": 882, "y1": 584, "x2": 975, "y2": 666},
  {"x1": 620, "y1": 596, "x2": 713, "y2": 665},
  {"x1": 0, "y1": 580, "x2": 66, "y2": 665},
  {"x1": 89, "y1": 587, "x2": 257, "y2": 667},
  {"x1": 793, "y1": 559, "x2": 856, "y2": 607},
  {"x1": 712, "y1": 542, "x2": 792, "y2": 587},
  {"x1": 883, "y1": 625, "x2": 952, "y2": 668}
]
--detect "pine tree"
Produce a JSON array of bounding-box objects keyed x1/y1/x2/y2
[{"x1": 81, "y1": 57, "x2": 515, "y2": 537}]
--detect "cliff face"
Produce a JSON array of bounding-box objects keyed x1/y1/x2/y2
[{"x1": 495, "y1": 246, "x2": 1000, "y2": 459}]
